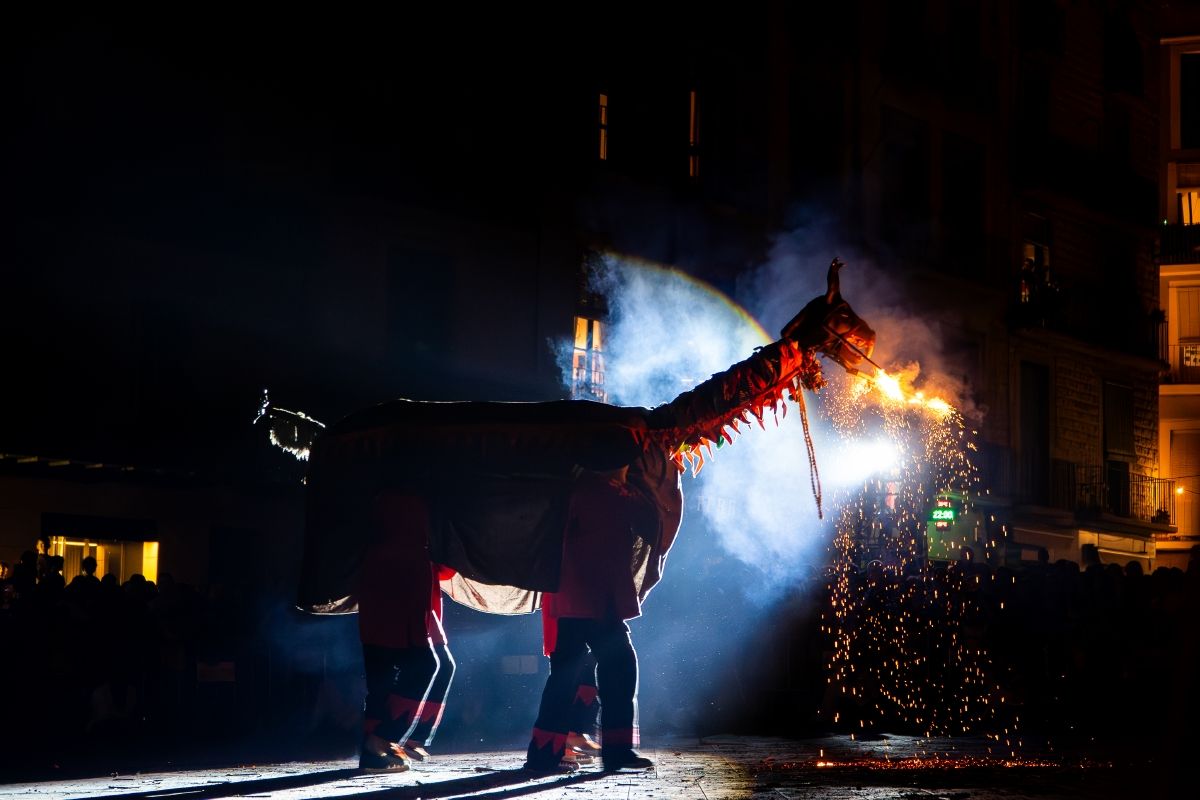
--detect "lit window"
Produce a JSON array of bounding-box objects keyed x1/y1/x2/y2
[
  {"x1": 572, "y1": 316, "x2": 607, "y2": 402},
  {"x1": 1181, "y1": 51, "x2": 1200, "y2": 150},
  {"x1": 50, "y1": 535, "x2": 160, "y2": 584},
  {"x1": 1181, "y1": 191, "x2": 1200, "y2": 225},
  {"x1": 1019, "y1": 213, "x2": 1053, "y2": 305},
  {"x1": 598, "y1": 94, "x2": 609, "y2": 161},
  {"x1": 1022, "y1": 241, "x2": 1050, "y2": 268},
  {"x1": 688, "y1": 90, "x2": 700, "y2": 178},
  {"x1": 1019, "y1": 242, "x2": 1051, "y2": 304}
]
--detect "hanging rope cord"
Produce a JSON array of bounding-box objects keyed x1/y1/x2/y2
[{"x1": 794, "y1": 381, "x2": 823, "y2": 519}]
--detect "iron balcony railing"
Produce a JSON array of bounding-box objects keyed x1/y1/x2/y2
[
  {"x1": 1162, "y1": 343, "x2": 1200, "y2": 384},
  {"x1": 1064, "y1": 464, "x2": 1174, "y2": 524},
  {"x1": 1132, "y1": 475, "x2": 1176, "y2": 525},
  {"x1": 571, "y1": 367, "x2": 607, "y2": 403},
  {"x1": 1158, "y1": 224, "x2": 1200, "y2": 265},
  {"x1": 974, "y1": 447, "x2": 1175, "y2": 525},
  {"x1": 1014, "y1": 458, "x2": 1175, "y2": 526}
]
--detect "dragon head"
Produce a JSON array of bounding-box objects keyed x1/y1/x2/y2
[{"x1": 779, "y1": 258, "x2": 876, "y2": 373}]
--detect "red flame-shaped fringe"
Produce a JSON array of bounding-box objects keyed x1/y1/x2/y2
[{"x1": 660, "y1": 340, "x2": 826, "y2": 511}]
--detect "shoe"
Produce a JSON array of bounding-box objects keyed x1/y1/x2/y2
[
  {"x1": 602, "y1": 751, "x2": 654, "y2": 771},
  {"x1": 360, "y1": 734, "x2": 411, "y2": 772},
  {"x1": 566, "y1": 732, "x2": 601, "y2": 751},
  {"x1": 402, "y1": 743, "x2": 431, "y2": 761},
  {"x1": 522, "y1": 759, "x2": 580, "y2": 775},
  {"x1": 566, "y1": 748, "x2": 595, "y2": 765},
  {"x1": 359, "y1": 748, "x2": 411, "y2": 772}
]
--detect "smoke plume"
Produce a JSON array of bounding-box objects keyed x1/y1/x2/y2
[{"x1": 557, "y1": 222, "x2": 974, "y2": 595}]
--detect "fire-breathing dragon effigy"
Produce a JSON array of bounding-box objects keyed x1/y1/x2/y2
[{"x1": 266, "y1": 259, "x2": 875, "y2": 617}]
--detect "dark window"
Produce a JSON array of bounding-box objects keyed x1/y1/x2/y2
[
  {"x1": 1103, "y1": 14, "x2": 1143, "y2": 97},
  {"x1": 941, "y1": 133, "x2": 985, "y2": 275},
  {"x1": 944, "y1": 2, "x2": 993, "y2": 112},
  {"x1": 1182, "y1": 54, "x2": 1200, "y2": 150},
  {"x1": 1103, "y1": 382, "x2": 1135, "y2": 457},
  {"x1": 1106, "y1": 460, "x2": 1131, "y2": 517},
  {"x1": 598, "y1": 93, "x2": 609, "y2": 161},
  {"x1": 1103, "y1": 101, "x2": 1132, "y2": 169},
  {"x1": 1103, "y1": 381, "x2": 1134, "y2": 517},
  {"x1": 883, "y1": 0, "x2": 931, "y2": 79},
  {"x1": 387, "y1": 247, "x2": 453, "y2": 361},
  {"x1": 1018, "y1": 64, "x2": 1050, "y2": 146},
  {"x1": 687, "y1": 90, "x2": 700, "y2": 179},
  {"x1": 881, "y1": 107, "x2": 932, "y2": 259},
  {"x1": 1019, "y1": 0, "x2": 1064, "y2": 56},
  {"x1": 1019, "y1": 361, "x2": 1051, "y2": 505}
]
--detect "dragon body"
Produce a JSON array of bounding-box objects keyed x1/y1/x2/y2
[{"x1": 285, "y1": 260, "x2": 874, "y2": 616}]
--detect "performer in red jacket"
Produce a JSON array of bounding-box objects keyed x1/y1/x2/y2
[
  {"x1": 356, "y1": 492, "x2": 455, "y2": 771},
  {"x1": 524, "y1": 466, "x2": 658, "y2": 773}
]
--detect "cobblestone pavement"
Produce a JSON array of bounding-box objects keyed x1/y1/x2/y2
[{"x1": 0, "y1": 735, "x2": 1167, "y2": 800}]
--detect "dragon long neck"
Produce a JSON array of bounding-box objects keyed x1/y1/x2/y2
[{"x1": 645, "y1": 337, "x2": 827, "y2": 516}]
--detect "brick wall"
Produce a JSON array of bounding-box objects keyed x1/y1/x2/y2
[
  {"x1": 1054, "y1": 355, "x2": 1102, "y2": 467},
  {"x1": 1133, "y1": 381, "x2": 1158, "y2": 476},
  {"x1": 1053, "y1": 350, "x2": 1158, "y2": 477}
]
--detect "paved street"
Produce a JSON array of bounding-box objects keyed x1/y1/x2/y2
[{"x1": 0, "y1": 735, "x2": 1168, "y2": 800}]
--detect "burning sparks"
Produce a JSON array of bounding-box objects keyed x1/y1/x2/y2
[
  {"x1": 816, "y1": 361, "x2": 1017, "y2": 748},
  {"x1": 856, "y1": 368, "x2": 955, "y2": 417}
]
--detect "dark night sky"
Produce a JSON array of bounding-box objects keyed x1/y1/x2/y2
[
  {"x1": 2, "y1": 7, "x2": 790, "y2": 475},
  {"x1": 3, "y1": 11, "x2": 576, "y2": 467}
]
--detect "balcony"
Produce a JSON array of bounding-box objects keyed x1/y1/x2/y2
[
  {"x1": 1067, "y1": 465, "x2": 1174, "y2": 523},
  {"x1": 1161, "y1": 344, "x2": 1200, "y2": 384},
  {"x1": 1055, "y1": 461, "x2": 1175, "y2": 525},
  {"x1": 986, "y1": 446, "x2": 1176, "y2": 526},
  {"x1": 1157, "y1": 224, "x2": 1200, "y2": 265}
]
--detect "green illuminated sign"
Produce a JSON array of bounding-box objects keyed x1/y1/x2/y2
[{"x1": 930, "y1": 508, "x2": 956, "y2": 522}]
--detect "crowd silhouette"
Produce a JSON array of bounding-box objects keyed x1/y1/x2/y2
[
  {"x1": 2, "y1": 540, "x2": 1197, "y2": 778},
  {"x1": 765, "y1": 543, "x2": 1200, "y2": 749}
]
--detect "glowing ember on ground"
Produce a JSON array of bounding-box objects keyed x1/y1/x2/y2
[{"x1": 777, "y1": 755, "x2": 1090, "y2": 771}]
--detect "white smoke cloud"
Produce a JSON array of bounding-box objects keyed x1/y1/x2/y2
[
  {"x1": 742, "y1": 224, "x2": 978, "y2": 417},
  {"x1": 554, "y1": 222, "x2": 976, "y2": 593},
  {"x1": 578, "y1": 258, "x2": 765, "y2": 409},
  {"x1": 556, "y1": 254, "x2": 900, "y2": 590}
]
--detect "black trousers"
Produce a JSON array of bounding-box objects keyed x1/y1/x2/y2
[
  {"x1": 526, "y1": 618, "x2": 639, "y2": 767},
  {"x1": 569, "y1": 651, "x2": 600, "y2": 737},
  {"x1": 408, "y1": 642, "x2": 455, "y2": 746},
  {"x1": 362, "y1": 642, "x2": 438, "y2": 744}
]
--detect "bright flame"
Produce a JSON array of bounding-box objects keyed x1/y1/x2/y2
[
  {"x1": 924, "y1": 397, "x2": 952, "y2": 415},
  {"x1": 872, "y1": 371, "x2": 905, "y2": 402},
  {"x1": 860, "y1": 369, "x2": 955, "y2": 417}
]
